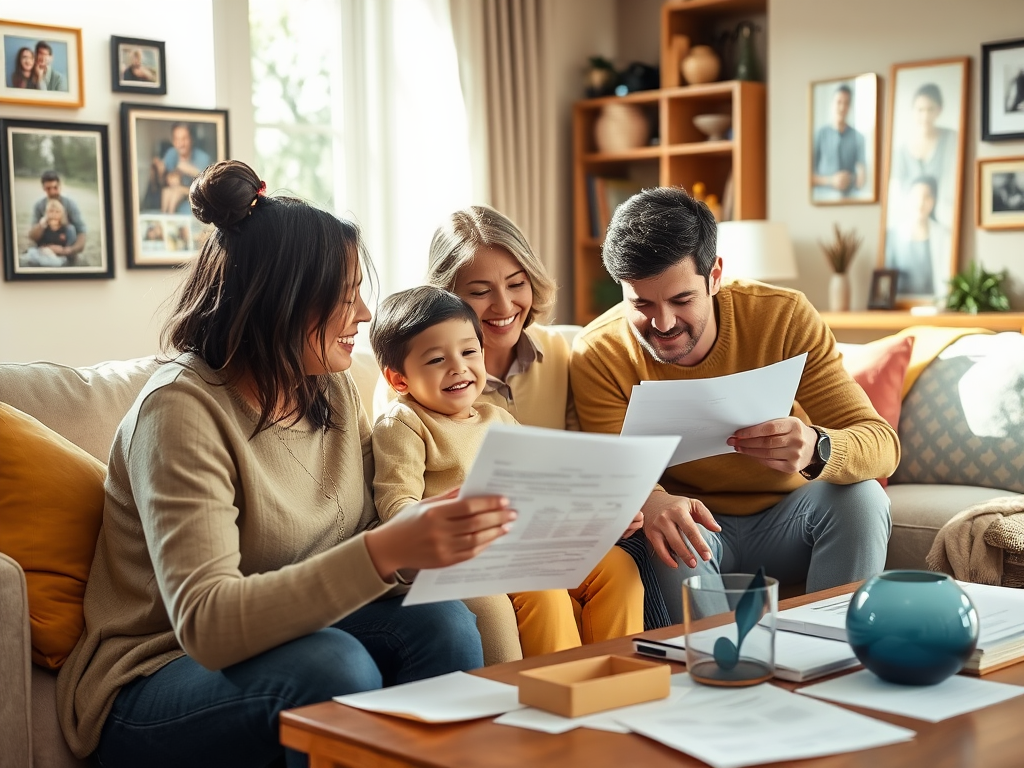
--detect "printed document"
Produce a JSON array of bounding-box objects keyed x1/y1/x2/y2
[
  {"x1": 403, "y1": 424, "x2": 680, "y2": 605},
  {"x1": 620, "y1": 353, "x2": 807, "y2": 467}
]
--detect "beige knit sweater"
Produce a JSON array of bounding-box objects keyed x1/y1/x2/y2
[{"x1": 56, "y1": 355, "x2": 394, "y2": 758}]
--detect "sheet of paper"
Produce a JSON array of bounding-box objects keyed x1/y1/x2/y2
[
  {"x1": 493, "y1": 675, "x2": 692, "y2": 734},
  {"x1": 620, "y1": 353, "x2": 807, "y2": 466},
  {"x1": 404, "y1": 424, "x2": 679, "y2": 605},
  {"x1": 616, "y1": 674, "x2": 915, "y2": 768},
  {"x1": 332, "y1": 671, "x2": 524, "y2": 723},
  {"x1": 797, "y1": 668, "x2": 1024, "y2": 722}
]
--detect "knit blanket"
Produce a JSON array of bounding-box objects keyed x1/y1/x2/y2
[{"x1": 926, "y1": 496, "x2": 1024, "y2": 587}]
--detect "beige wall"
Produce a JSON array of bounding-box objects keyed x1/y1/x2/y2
[
  {"x1": 769, "y1": 0, "x2": 1024, "y2": 310},
  {"x1": 0, "y1": 1, "x2": 218, "y2": 366}
]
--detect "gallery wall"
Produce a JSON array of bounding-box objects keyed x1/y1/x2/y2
[{"x1": 0, "y1": 1, "x2": 218, "y2": 365}]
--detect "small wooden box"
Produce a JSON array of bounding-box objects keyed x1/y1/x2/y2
[{"x1": 516, "y1": 654, "x2": 671, "y2": 718}]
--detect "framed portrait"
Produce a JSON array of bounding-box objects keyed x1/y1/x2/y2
[
  {"x1": 0, "y1": 119, "x2": 114, "y2": 281},
  {"x1": 976, "y1": 156, "x2": 1024, "y2": 230},
  {"x1": 0, "y1": 20, "x2": 83, "y2": 108},
  {"x1": 878, "y1": 57, "x2": 969, "y2": 308},
  {"x1": 111, "y1": 36, "x2": 166, "y2": 95},
  {"x1": 981, "y1": 38, "x2": 1024, "y2": 142},
  {"x1": 120, "y1": 103, "x2": 229, "y2": 268},
  {"x1": 867, "y1": 269, "x2": 899, "y2": 310},
  {"x1": 809, "y1": 73, "x2": 879, "y2": 205}
]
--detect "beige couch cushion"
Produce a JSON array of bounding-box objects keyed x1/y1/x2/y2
[{"x1": 0, "y1": 358, "x2": 162, "y2": 461}]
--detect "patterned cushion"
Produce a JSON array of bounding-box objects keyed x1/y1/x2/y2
[{"x1": 892, "y1": 333, "x2": 1024, "y2": 493}]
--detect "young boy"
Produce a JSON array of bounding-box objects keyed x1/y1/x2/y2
[{"x1": 369, "y1": 286, "x2": 643, "y2": 660}]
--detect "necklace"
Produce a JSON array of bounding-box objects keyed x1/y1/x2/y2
[{"x1": 276, "y1": 423, "x2": 347, "y2": 544}]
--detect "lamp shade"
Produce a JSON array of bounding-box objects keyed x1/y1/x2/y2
[{"x1": 716, "y1": 221, "x2": 798, "y2": 282}]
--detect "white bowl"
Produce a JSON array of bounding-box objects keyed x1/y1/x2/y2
[{"x1": 692, "y1": 113, "x2": 732, "y2": 141}]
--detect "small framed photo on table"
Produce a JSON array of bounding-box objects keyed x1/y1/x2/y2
[
  {"x1": 120, "y1": 103, "x2": 229, "y2": 268},
  {"x1": 0, "y1": 20, "x2": 83, "y2": 108},
  {"x1": 977, "y1": 156, "x2": 1024, "y2": 230},
  {"x1": 867, "y1": 269, "x2": 899, "y2": 310},
  {"x1": 981, "y1": 37, "x2": 1024, "y2": 142},
  {"x1": 111, "y1": 36, "x2": 166, "y2": 95}
]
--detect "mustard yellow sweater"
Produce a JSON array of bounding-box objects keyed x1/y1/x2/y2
[
  {"x1": 569, "y1": 281, "x2": 900, "y2": 517},
  {"x1": 56, "y1": 356, "x2": 394, "y2": 758}
]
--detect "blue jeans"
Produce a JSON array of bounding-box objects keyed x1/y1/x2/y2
[
  {"x1": 94, "y1": 597, "x2": 483, "y2": 768},
  {"x1": 650, "y1": 481, "x2": 892, "y2": 624}
]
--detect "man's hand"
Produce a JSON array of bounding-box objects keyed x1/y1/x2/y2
[
  {"x1": 621, "y1": 511, "x2": 643, "y2": 540},
  {"x1": 728, "y1": 417, "x2": 817, "y2": 474},
  {"x1": 642, "y1": 491, "x2": 721, "y2": 569},
  {"x1": 831, "y1": 170, "x2": 852, "y2": 191}
]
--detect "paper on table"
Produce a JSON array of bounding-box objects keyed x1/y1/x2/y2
[
  {"x1": 621, "y1": 353, "x2": 807, "y2": 467},
  {"x1": 797, "y1": 668, "x2": 1024, "y2": 722},
  {"x1": 332, "y1": 671, "x2": 524, "y2": 723},
  {"x1": 616, "y1": 674, "x2": 915, "y2": 768},
  {"x1": 403, "y1": 424, "x2": 679, "y2": 605}
]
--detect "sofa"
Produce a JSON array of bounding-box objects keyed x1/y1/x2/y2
[{"x1": 2, "y1": 326, "x2": 1022, "y2": 767}]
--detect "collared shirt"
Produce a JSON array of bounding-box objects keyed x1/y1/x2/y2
[
  {"x1": 484, "y1": 331, "x2": 544, "y2": 405},
  {"x1": 813, "y1": 124, "x2": 866, "y2": 189}
]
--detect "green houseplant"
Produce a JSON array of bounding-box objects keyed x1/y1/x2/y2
[{"x1": 946, "y1": 261, "x2": 1010, "y2": 314}]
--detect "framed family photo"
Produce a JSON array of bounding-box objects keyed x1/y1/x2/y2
[
  {"x1": 0, "y1": 118, "x2": 114, "y2": 281},
  {"x1": 110, "y1": 36, "x2": 166, "y2": 95},
  {"x1": 879, "y1": 57, "x2": 969, "y2": 307},
  {"x1": 981, "y1": 38, "x2": 1024, "y2": 142},
  {"x1": 120, "y1": 103, "x2": 229, "y2": 268},
  {"x1": 867, "y1": 269, "x2": 899, "y2": 310},
  {"x1": 809, "y1": 73, "x2": 879, "y2": 205},
  {"x1": 977, "y1": 156, "x2": 1024, "y2": 230},
  {"x1": 0, "y1": 20, "x2": 83, "y2": 108}
]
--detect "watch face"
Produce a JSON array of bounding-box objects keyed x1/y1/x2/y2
[{"x1": 818, "y1": 431, "x2": 832, "y2": 462}]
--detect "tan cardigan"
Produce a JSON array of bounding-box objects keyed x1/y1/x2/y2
[
  {"x1": 56, "y1": 356, "x2": 394, "y2": 758},
  {"x1": 569, "y1": 281, "x2": 900, "y2": 517}
]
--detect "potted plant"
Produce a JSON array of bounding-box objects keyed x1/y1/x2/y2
[
  {"x1": 946, "y1": 261, "x2": 1010, "y2": 314},
  {"x1": 819, "y1": 224, "x2": 862, "y2": 312}
]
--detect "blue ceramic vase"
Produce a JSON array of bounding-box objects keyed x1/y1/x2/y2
[{"x1": 846, "y1": 571, "x2": 979, "y2": 685}]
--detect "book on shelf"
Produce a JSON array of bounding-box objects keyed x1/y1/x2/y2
[
  {"x1": 776, "y1": 582, "x2": 1024, "y2": 675},
  {"x1": 633, "y1": 628, "x2": 860, "y2": 683},
  {"x1": 585, "y1": 174, "x2": 600, "y2": 239}
]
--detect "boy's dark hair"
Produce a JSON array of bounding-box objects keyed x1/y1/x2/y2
[
  {"x1": 602, "y1": 186, "x2": 718, "y2": 284},
  {"x1": 369, "y1": 286, "x2": 483, "y2": 375}
]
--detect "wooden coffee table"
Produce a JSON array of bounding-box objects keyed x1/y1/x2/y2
[{"x1": 280, "y1": 584, "x2": 1024, "y2": 767}]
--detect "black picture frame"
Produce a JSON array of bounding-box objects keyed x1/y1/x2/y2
[
  {"x1": 0, "y1": 118, "x2": 114, "y2": 281},
  {"x1": 120, "y1": 103, "x2": 229, "y2": 268},
  {"x1": 110, "y1": 36, "x2": 166, "y2": 95},
  {"x1": 867, "y1": 269, "x2": 899, "y2": 310},
  {"x1": 981, "y1": 38, "x2": 1024, "y2": 142}
]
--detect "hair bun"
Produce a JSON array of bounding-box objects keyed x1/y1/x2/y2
[{"x1": 189, "y1": 160, "x2": 263, "y2": 229}]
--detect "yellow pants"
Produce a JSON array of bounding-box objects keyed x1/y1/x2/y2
[{"x1": 510, "y1": 545, "x2": 644, "y2": 657}]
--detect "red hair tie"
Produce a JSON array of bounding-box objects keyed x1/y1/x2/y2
[{"x1": 257, "y1": 180, "x2": 267, "y2": 196}]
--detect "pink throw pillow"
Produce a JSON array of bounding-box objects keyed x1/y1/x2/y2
[{"x1": 836, "y1": 334, "x2": 915, "y2": 487}]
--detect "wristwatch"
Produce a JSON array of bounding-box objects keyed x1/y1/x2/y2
[{"x1": 799, "y1": 426, "x2": 831, "y2": 480}]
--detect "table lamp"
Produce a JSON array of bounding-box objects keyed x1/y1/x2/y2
[{"x1": 716, "y1": 221, "x2": 798, "y2": 282}]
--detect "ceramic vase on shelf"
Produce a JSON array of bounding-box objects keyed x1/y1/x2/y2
[
  {"x1": 828, "y1": 272, "x2": 850, "y2": 312},
  {"x1": 846, "y1": 571, "x2": 979, "y2": 685},
  {"x1": 680, "y1": 45, "x2": 720, "y2": 85},
  {"x1": 594, "y1": 103, "x2": 650, "y2": 153}
]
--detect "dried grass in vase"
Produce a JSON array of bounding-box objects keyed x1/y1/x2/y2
[{"x1": 819, "y1": 223, "x2": 862, "y2": 274}]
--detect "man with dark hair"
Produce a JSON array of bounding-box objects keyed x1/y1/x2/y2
[
  {"x1": 812, "y1": 83, "x2": 867, "y2": 200},
  {"x1": 28, "y1": 170, "x2": 86, "y2": 260},
  {"x1": 152, "y1": 123, "x2": 213, "y2": 213},
  {"x1": 33, "y1": 41, "x2": 67, "y2": 92},
  {"x1": 569, "y1": 186, "x2": 898, "y2": 622}
]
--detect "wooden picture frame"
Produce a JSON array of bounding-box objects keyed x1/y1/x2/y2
[
  {"x1": 111, "y1": 36, "x2": 166, "y2": 95},
  {"x1": 0, "y1": 118, "x2": 114, "y2": 281},
  {"x1": 981, "y1": 37, "x2": 1024, "y2": 142},
  {"x1": 0, "y1": 20, "x2": 83, "y2": 108},
  {"x1": 867, "y1": 269, "x2": 899, "y2": 310},
  {"x1": 976, "y1": 156, "x2": 1024, "y2": 230},
  {"x1": 809, "y1": 73, "x2": 879, "y2": 205},
  {"x1": 120, "y1": 103, "x2": 229, "y2": 268},
  {"x1": 878, "y1": 57, "x2": 969, "y2": 308}
]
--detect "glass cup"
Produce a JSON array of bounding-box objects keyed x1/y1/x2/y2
[{"x1": 682, "y1": 573, "x2": 779, "y2": 686}]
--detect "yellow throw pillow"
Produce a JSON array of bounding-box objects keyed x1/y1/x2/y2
[{"x1": 0, "y1": 403, "x2": 106, "y2": 669}]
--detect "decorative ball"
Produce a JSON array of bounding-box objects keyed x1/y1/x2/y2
[{"x1": 846, "y1": 571, "x2": 979, "y2": 686}]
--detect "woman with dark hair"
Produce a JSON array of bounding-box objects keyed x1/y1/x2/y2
[
  {"x1": 11, "y1": 46, "x2": 36, "y2": 88},
  {"x1": 55, "y1": 160, "x2": 515, "y2": 768}
]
